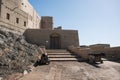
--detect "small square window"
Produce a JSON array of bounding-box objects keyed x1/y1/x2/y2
[
  {"x1": 16, "y1": 18, "x2": 19, "y2": 23},
  {"x1": 24, "y1": 21, "x2": 26, "y2": 27},
  {"x1": 6, "y1": 13, "x2": 10, "y2": 20}
]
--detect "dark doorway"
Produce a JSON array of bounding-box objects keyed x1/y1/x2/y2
[{"x1": 50, "y1": 33, "x2": 61, "y2": 49}]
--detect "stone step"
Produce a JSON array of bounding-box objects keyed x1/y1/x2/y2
[
  {"x1": 48, "y1": 53, "x2": 72, "y2": 55},
  {"x1": 47, "y1": 50, "x2": 68, "y2": 53},
  {"x1": 48, "y1": 55, "x2": 79, "y2": 58},
  {"x1": 49, "y1": 57, "x2": 86, "y2": 62},
  {"x1": 49, "y1": 58, "x2": 81, "y2": 61},
  {"x1": 47, "y1": 50, "x2": 82, "y2": 62}
]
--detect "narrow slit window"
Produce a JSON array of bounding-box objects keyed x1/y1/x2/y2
[
  {"x1": 24, "y1": 21, "x2": 26, "y2": 27},
  {"x1": 6, "y1": 13, "x2": 10, "y2": 20},
  {"x1": 16, "y1": 18, "x2": 19, "y2": 23}
]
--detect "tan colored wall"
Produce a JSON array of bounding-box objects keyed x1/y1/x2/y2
[
  {"x1": 68, "y1": 46, "x2": 89, "y2": 59},
  {"x1": 89, "y1": 44, "x2": 110, "y2": 51},
  {"x1": 20, "y1": 0, "x2": 40, "y2": 29},
  {"x1": 89, "y1": 45, "x2": 120, "y2": 60},
  {"x1": 24, "y1": 29, "x2": 79, "y2": 49},
  {"x1": 40, "y1": 16, "x2": 53, "y2": 30},
  {"x1": 0, "y1": 0, "x2": 40, "y2": 33},
  {"x1": 0, "y1": 0, "x2": 28, "y2": 33},
  {"x1": 68, "y1": 45, "x2": 120, "y2": 60},
  {"x1": 103, "y1": 47, "x2": 120, "y2": 60}
]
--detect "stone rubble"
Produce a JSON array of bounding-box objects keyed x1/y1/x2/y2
[{"x1": 0, "y1": 26, "x2": 41, "y2": 79}]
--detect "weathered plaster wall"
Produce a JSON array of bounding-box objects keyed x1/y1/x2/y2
[
  {"x1": 24, "y1": 29, "x2": 79, "y2": 49},
  {"x1": 20, "y1": 0, "x2": 40, "y2": 29},
  {"x1": 0, "y1": 0, "x2": 40, "y2": 33},
  {"x1": 0, "y1": 0, "x2": 28, "y2": 33}
]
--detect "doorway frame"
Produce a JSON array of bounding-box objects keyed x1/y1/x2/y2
[{"x1": 50, "y1": 33, "x2": 61, "y2": 49}]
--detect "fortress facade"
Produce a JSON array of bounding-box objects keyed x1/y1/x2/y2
[
  {"x1": 0, "y1": 0, "x2": 40, "y2": 32},
  {"x1": 0, "y1": 0, "x2": 79, "y2": 49},
  {"x1": 24, "y1": 16, "x2": 79, "y2": 49}
]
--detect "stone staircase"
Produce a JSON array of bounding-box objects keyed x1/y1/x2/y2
[{"x1": 47, "y1": 50, "x2": 82, "y2": 61}]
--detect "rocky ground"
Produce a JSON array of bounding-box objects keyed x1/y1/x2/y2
[
  {"x1": 19, "y1": 61, "x2": 120, "y2": 80},
  {"x1": 0, "y1": 26, "x2": 41, "y2": 79}
]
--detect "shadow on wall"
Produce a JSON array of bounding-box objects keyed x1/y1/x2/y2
[{"x1": 23, "y1": 29, "x2": 40, "y2": 46}]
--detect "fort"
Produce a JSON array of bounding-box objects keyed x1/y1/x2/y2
[
  {"x1": 0, "y1": 0, "x2": 120, "y2": 79},
  {"x1": 0, "y1": 0, "x2": 79, "y2": 49},
  {"x1": 0, "y1": 0, "x2": 119, "y2": 60}
]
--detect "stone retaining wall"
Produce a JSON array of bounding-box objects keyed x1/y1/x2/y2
[
  {"x1": 103, "y1": 47, "x2": 120, "y2": 61},
  {"x1": 68, "y1": 46, "x2": 120, "y2": 61},
  {"x1": 68, "y1": 46, "x2": 89, "y2": 59}
]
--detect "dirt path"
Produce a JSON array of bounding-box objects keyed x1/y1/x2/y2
[
  {"x1": 44, "y1": 66, "x2": 62, "y2": 80},
  {"x1": 19, "y1": 61, "x2": 120, "y2": 80},
  {"x1": 19, "y1": 64, "x2": 63, "y2": 80}
]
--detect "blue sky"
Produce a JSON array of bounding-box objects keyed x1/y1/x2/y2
[{"x1": 29, "y1": 0, "x2": 120, "y2": 47}]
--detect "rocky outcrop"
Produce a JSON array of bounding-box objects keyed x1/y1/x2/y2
[{"x1": 0, "y1": 26, "x2": 41, "y2": 78}]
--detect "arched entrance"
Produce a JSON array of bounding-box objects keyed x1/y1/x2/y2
[{"x1": 50, "y1": 33, "x2": 61, "y2": 49}]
